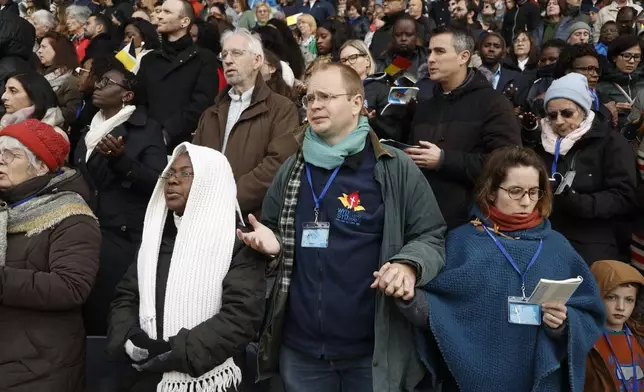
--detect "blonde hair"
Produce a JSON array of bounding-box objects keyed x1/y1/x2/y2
[
  {"x1": 298, "y1": 13, "x2": 317, "y2": 34},
  {"x1": 339, "y1": 39, "x2": 376, "y2": 76},
  {"x1": 254, "y1": 2, "x2": 272, "y2": 18}
]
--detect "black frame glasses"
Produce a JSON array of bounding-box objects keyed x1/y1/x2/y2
[
  {"x1": 499, "y1": 186, "x2": 544, "y2": 201},
  {"x1": 619, "y1": 52, "x2": 642, "y2": 62},
  {"x1": 573, "y1": 65, "x2": 601, "y2": 75},
  {"x1": 340, "y1": 53, "x2": 367, "y2": 65}
]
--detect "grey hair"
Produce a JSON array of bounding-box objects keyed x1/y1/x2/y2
[
  {"x1": 340, "y1": 40, "x2": 376, "y2": 76},
  {"x1": 32, "y1": 10, "x2": 57, "y2": 29},
  {"x1": 221, "y1": 28, "x2": 265, "y2": 61},
  {"x1": 0, "y1": 136, "x2": 45, "y2": 171},
  {"x1": 66, "y1": 5, "x2": 91, "y2": 23},
  {"x1": 431, "y1": 25, "x2": 475, "y2": 64}
]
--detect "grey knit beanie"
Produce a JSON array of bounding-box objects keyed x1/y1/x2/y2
[
  {"x1": 544, "y1": 73, "x2": 593, "y2": 114},
  {"x1": 567, "y1": 21, "x2": 591, "y2": 40}
]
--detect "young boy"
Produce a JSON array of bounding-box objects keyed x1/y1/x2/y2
[
  {"x1": 586, "y1": 260, "x2": 644, "y2": 392},
  {"x1": 596, "y1": 21, "x2": 618, "y2": 57}
]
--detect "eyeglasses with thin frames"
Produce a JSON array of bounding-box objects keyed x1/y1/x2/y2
[
  {"x1": 160, "y1": 171, "x2": 194, "y2": 181},
  {"x1": 0, "y1": 149, "x2": 18, "y2": 164},
  {"x1": 95, "y1": 76, "x2": 128, "y2": 90},
  {"x1": 499, "y1": 186, "x2": 544, "y2": 201},
  {"x1": 218, "y1": 49, "x2": 249, "y2": 61},
  {"x1": 302, "y1": 92, "x2": 354, "y2": 107}
]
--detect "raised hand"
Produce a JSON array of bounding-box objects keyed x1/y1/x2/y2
[{"x1": 236, "y1": 214, "x2": 281, "y2": 257}]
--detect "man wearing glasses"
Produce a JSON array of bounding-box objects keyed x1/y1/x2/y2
[
  {"x1": 137, "y1": 0, "x2": 219, "y2": 153},
  {"x1": 193, "y1": 28, "x2": 298, "y2": 220},
  {"x1": 238, "y1": 62, "x2": 446, "y2": 392}
]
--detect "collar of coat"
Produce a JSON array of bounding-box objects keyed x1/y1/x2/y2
[
  {"x1": 292, "y1": 124, "x2": 395, "y2": 160},
  {"x1": 216, "y1": 72, "x2": 271, "y2": 106}
]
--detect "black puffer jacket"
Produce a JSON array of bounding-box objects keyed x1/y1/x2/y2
[
  {"x1": 106, "y1": 222, "x2": 267, "y2": 392},
  {"x1": 535, "y1": 120, "x2": 639, "y2": 264},
  {"x1": 0, "y1": 13, "x2": 35, "y2": 107},
  {"x1": 409, "y1": 70, "x2": 522, "y2": 229}
]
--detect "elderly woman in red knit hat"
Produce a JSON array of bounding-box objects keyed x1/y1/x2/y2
[{"x1": 0, "y1": 119, "x2": 101, "y2": 392}]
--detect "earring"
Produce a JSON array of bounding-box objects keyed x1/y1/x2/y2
[{"x1": 122, "y1": 100, "x2": 125, "y2": 109}]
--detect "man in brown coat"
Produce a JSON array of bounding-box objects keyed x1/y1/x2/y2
[{"x1": 192, "y1": 28, "x2": 299, "y2": 219}]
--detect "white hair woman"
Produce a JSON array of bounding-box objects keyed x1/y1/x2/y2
[
  {"x1": 107, "y1": 143, "x2": 267, "y2": 392},
  {"x1": 0, "y1": 119, "x2": 100, "y2": 392},
  {"x1": 65, "y1": 5, "x2": 91, "y2": 61}
]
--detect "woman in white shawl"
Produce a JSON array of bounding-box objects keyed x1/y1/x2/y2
[{"x1": 106, "y1": 143, "x2": 267, "y2": 392}]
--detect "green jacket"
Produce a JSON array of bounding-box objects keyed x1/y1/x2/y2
[{"x1": 257, "y1": 129, "x2": 447, "y2": 391}]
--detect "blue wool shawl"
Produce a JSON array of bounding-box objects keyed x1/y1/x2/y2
[{"x1": 417, "y1": 209, "x2": 604, "y2": 392}]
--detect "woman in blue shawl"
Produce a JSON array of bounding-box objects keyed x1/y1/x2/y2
[{"x1": 401, "y1": 147, "x2": 605, "y2": 392}]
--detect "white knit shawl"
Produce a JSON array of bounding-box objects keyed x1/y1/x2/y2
[{"x1": 137, "y1": 142, "x2": 241, "y2": 392}]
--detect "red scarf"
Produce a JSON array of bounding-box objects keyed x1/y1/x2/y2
[{"x1": 487, "y1": 207, "x2": 543, "y2": 232}]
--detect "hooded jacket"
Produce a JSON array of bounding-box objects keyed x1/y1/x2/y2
[
  {"x1": 0, "y1": 13, "x2": 35, "y2": 101},
  {"x1": 585, "y1": 260, "x2": 644, "y2": 392},
  {"x1": 409, "y1": 70, "x2": 522, "y2": 229}
]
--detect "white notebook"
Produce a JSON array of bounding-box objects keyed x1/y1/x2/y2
[{"x1": 527, "y1": 276, "x2": 583, "y2": 304}]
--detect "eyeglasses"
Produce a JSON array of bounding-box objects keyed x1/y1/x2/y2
[
  {"x1": 73, "y1": 67, "x2": 90, "y2": 76},
  {"x1": 619, "y1": 52, "x2": 642, "y2": 62},
  {"x1": 340, "y1": 53, "x2": 367, "y2": 65},
  {"x1": 499, "y1": 186, "x2": 544, "y2": 201},
  {"x1": 573, "y1": 65, "x2": 601, "y2": 75},
  {"x1": 546, "y1": 108, "x2": 577, "y2": 121},
  {"x1": 95, "y1": 76, "x2": 127, "y2": 90},
  {"x1": 302, "y1": 92, "x2": 354, "y2": 107},
  {"x1": 0, "y1": 149, "x2": 17, "y2": 164},
  {"x1": 218, "y1": 49, "x2": 248, "y2": 61},
  {"x1": 160, "y1": 171, "x2": 194, "y2": 180}
]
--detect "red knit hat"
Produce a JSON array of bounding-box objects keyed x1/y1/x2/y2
[{"x1": 0, "y1": 120, "x2": 70, "y2": 170}]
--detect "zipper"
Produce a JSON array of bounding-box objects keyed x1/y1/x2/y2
[{"x1": 512, "y1": 8, "x2": 519, "y2": 42}]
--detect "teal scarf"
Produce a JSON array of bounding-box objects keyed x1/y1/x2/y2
[{"x1": 302, "y1": 116, "x2": 370, "y2": 169}]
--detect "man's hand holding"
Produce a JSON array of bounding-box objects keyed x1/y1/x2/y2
[
  {"x1": 405, "y1": 141, "x2": 442, "y2": 169},
  {"x1": 370, "y1": 262, "x2": 417, "y2": 300}
]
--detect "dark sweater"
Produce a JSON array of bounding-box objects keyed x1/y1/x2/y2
[{"x1": 284, "y1": 142, "x2": 384, "y2": 358}]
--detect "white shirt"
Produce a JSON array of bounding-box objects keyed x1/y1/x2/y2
[
  {"x1": 223, "y1": 87, "x2": 254, "y2": 153},
  {"x1": 518, "y1": 58, "x2": 529, "y2": 72}
]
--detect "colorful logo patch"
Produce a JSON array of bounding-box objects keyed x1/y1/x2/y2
[
  {"x1": 338, "y1": 191, "x2": 366, "y2": 212},
  {"x1": 336, "y1": 191, "x2": 365, "y2": 226}
]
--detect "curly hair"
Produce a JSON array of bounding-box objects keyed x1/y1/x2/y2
[{"x1": 554, "y1": 43, "x2": 600, "y2": 78}]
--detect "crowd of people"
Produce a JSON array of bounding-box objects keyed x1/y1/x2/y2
[{"x1": 2, "y1": 0, "x2": 644, "y2": 390}]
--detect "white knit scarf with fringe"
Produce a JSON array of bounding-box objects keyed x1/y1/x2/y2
[{"x1": 137, "y1": 142, "x2": 242, "y2": 392}]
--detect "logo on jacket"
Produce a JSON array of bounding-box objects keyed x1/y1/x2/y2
[{"x1": 336, "y1": 191, "x2": 365, "y2": 226}]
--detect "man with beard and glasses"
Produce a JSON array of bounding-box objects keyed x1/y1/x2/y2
[
  {"x1": 375, "y1": 16, "x2": 428, "y2": 76},
  {"x1": 138, "y1": 0, "x2": 220, "y2": 153},
  {"x1": 478, "y1": 32, "x2": 528, "y2": 107},
  {"x1": 193, "y1": 28, "x2": 298, "y2": 220}
]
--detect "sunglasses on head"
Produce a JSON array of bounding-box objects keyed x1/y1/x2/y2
[{"x1": 547, "y1": 109, "x2": 576, "y2": 121}]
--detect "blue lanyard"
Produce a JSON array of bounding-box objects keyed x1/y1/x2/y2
[
  {"x1": 551, "y1": 137, "x2": 563, "y2": 176},
  {"x1": 591, "y1": 90, "x2": 600, "y2": 111},
  {"x1": 9, "y1": 194, "x2": 37, "y2": 208},
  {"x1": 603, "y1": 326, "x2": 639, "y2": 391},
  {"x1": 305, "y1": 163, "x2": 341, "y2": 222},
  {"x1": 483, "y1": 225, "x2": 543, "y2": 299}
]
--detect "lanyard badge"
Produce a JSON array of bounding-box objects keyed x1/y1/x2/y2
[
  {"x1": 604, "y1": 326, "x2": 641, "y2": 391},
  {"x1": 301, "y1": 164, "x2": 340, "y2": 248},
  {"x1": 483, "y1": 225, "x2": 543, "y2": 326}
]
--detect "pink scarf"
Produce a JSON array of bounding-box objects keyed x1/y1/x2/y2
[{"x1": 540, "y1": 110, "x2": 595, "y2": 156}]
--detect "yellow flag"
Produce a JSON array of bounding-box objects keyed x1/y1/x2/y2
[
  {"x1": 115, "y1": 42, "x2": 137, "y2": 72},
  {"x1": 384, "y1": 64, "x2": 401, "y2": 76}
]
